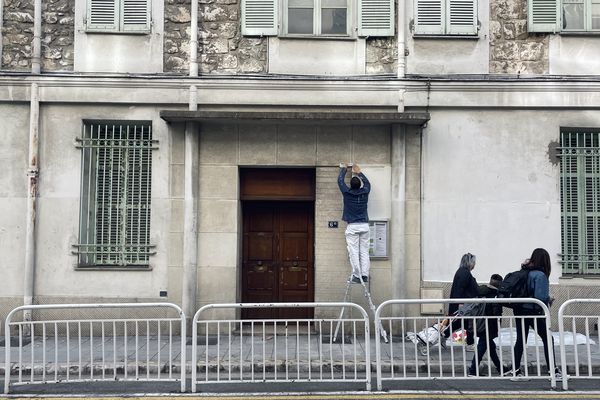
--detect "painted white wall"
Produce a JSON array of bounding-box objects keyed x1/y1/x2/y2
[
  {"x1": 0, "y1": 105, "x2": 30, "y2": 296},
  {"x1": 406, "y1": 0, "x2": 490, "y2": 74},
  {"x1": 33, "y1": 104, "x2": 171, "y2": 298},
  {"x1": 363, "y1": 165, "x2": 391, "y2": 220},
  {"x1": 268, "y1": 38, "x2": 366, "y2": 75},
  {"x1": 73, "y1": 0, "x2": 164, "y2": 73},
  {"x1": 421, "y1": 109, "x2": 600, "y2": 285},
  {"x1": 549, "y1": 36, "x2": 600, "y2": 75}
]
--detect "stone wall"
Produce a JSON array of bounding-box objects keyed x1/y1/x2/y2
[
  {"x1": 42, "y1": 0, "x2": 74, "y2": 70},
  {"x1": 1, "y1": 0, "x2": 74, "y2": 71},
  {"x1": 366, "y1": 38, "x2": 398, "y2": 74},
  {"x1": 2, "y1": 0, "x2": 34, "y2": 69},
  {"x1": 164, "y1": 0, "x2": 267, "y2": 74},
  {"x1": 489, "y1": 0, "x2": 549, "y2": 74}
]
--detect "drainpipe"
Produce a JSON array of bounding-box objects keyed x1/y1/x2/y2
[
  {"x1": 0, "y1": 0, "x2": 4, "y2": 64},
  {"x1": 32, "y1": 0, "x2": 42, "y2": 74},
  {"x1": 390, "y1": 124, "x2": 406, "y2": 317},
  {"x1": 397, "y1": 0, "x2": 406, "y2": 79},
  {"x1": 182, "y1": 85, "x2": 199, "y2": 325},
  {"x1": 189, "y1": 0, "x2": 198, "y2": 77},
  {"x1": 24, "y1": 82, "x2": 40, "y2": 323}
]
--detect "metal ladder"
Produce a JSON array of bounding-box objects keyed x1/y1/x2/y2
[{"x1": 333, "y1": 275, "x2": 388, "y2": 342}]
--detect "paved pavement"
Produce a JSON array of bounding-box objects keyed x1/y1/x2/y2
[{"x1": 2, "y1": 329, "x2": 600, "y2": 395}]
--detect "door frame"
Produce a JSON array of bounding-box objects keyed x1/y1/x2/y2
[{"x1": 239, "y1": 168, "x2": 316, "y2": 319}]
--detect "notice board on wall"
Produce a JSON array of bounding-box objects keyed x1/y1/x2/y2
[{"x1": 369, "y1": 220, "x2": 388, "y2": 259}]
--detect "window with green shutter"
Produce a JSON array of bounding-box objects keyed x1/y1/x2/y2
[
  {"x1": 559, "y1": 129, "x2": 600, "y2": 276},
  {"x1": 528, "y1": 0, "x2": 600, "y2": 32},
  {"x1": 242, "y1": 0, "x2": 394, "y2": 37},
  {"x1": 414, "y1": 0, "x2": 478, "y2": 36},
  {"x1": 74, "y1": 121, "x2": 157, "y2": 268},
  {"x1": 87, "y1": 0, "x2": 151, "y2": 33}
]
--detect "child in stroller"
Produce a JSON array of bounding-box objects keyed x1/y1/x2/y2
[{"x1": 407, "y1": 318, "x2": 451, "y2": 355}]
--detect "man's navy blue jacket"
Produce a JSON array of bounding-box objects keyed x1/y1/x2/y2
[{"x1": 338, "y1": 167, "x2": 371, "y2": 223}]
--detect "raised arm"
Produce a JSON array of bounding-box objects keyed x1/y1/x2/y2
[
  {"x1": 358, "y1": 172, "x2": 370, "y2": 193},
  {"x1": 337, "y1": 164, "x2": 348, "y2": 192}
]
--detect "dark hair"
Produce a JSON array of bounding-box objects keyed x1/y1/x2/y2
[
  {"x1": 489, "y1": 274, "x2": 503, "y2": 288},
  {"x1": 350, "y1": 177, "x2": 361, "y2": 189},
  {"x1": 529, "y1": 248, "x2": 551, "y2": 277}
]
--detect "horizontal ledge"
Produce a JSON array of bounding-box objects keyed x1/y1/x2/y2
[{"x1": 160, "y1": 110, "x2": 430, "y2": 125}]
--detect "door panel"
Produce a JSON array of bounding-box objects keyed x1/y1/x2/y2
[{"x1": 242, "y1": 201, "x2": 314, "y2": 319}]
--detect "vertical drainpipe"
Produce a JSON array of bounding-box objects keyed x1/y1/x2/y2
[
  {"x1": 32, "y1": 0, "x2": 42, "y2": 74},
  {"x1": 397, "y1": 0, "x2": 406, "y2": 112},
  {"x1": 391, "y1": 124, "x2": 406, "y2": 317},
  {"x1": 189, "y1": 0, "x2": 198, "y2": 77},
  {"x1": 182, "y1": 86, "x2": 199, "y2": 325},
  {"x1": 24, "y1": 82, "x2": 40, "y2": 323}
]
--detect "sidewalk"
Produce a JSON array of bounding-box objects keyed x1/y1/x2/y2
[{"x1": 2, "y1": 331, "x2": 600, "y2": 377}]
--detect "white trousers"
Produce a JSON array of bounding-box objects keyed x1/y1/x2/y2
[{"x1": 345, "y1": 222, "x2": 371, "y2": 278}]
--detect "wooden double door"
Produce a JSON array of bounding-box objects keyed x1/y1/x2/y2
[{"x1": 242, "y1": 201, "x2": 314, "y2": 319}]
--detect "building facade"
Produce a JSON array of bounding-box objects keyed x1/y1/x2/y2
[{"x1": 1, "y1": 0, "x2": 599, "y2": 324}]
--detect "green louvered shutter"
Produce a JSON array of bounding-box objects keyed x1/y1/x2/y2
[
  {"x1": 528, "y1": 0, "x2": 560, "y2": 32},
  {"x1": 559, "y1": 129, "x2": 600, "y2": 275},
  {"x1": 87, "y1": 0, "x2": 118, "y2": 31},
  {"x1": 76, "y1": 122, "x2": 155, "y2": 267},
  {"x1": 122, "y1": 0, "x2": 151, "y2": 32},
  {"x1": 242, "y1": 0, "x2": 278, "y2": 35},
  {"x1": 414, "y1": 0, "x2": 444, "y2": 34},
  {"x1": 447, "y1": 0, "x2": 477, "y2": 34},
  {"x1": 358, "y1": 0, "x2": 395, "y2": 36}
]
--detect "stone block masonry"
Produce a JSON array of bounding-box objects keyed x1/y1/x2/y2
[
  {"x1": 489, "y1": 0, "x2": 549, "y2": 74},
  {"x1": 1, "y1": 0, "x2": 74, "y2": 71},
  {"x1": 164, "y1": 0, "x2": 267, "y2": 74}
]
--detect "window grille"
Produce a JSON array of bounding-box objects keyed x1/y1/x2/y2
[
  {"x1": 74, "y1": 122, "x2": 157, "y2": 267},
  {"x1": 558, "y1": 129, "x2": 600, "y2": 275}
]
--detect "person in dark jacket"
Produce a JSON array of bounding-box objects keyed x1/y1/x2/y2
[
  {"x1": 445, "y1": 253, "x2": 479, "y2": 349},
  {"x1": 508, "y1": 248, "x2": 561, "y2": 380},
  {"x1": 468, "y1": 274, "x2": 503, "y2": 376},
  {"x1": 338, "y1": 163, "x2": 371, "y2": 283}
]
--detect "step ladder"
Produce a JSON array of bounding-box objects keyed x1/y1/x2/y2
[{"x1": 333, "y1": 275, "x2": 388, "y2": 343}]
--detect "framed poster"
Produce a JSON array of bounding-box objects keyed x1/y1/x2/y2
[{"x1": 369, "y1": 220, "x2": 388, "y2": 259}]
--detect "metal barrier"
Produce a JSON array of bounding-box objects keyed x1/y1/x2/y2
[
  {"x1": 191, "y1": 302, "x2": 370, "y2": 392},
  {"x1": 375, "y1": 298, "x2": 557, "y2": 390},
  {"x1": 4, "y1": 303, "x2": 186, "y2": 394},
  {"x1": 558, "y1": 299, "x2": 600, "y2": 390}
]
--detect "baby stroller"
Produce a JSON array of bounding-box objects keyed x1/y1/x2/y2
[
  {"x1": 406, "y1": 318, "x2": 451, "y2": 355},
  {"x1": 407, "y1": 302, "x2": 484, "y2": 356}
]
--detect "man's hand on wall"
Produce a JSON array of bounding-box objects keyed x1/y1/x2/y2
[{"x1": 352, "y1": 164, "x2": 361, "y2": 174}]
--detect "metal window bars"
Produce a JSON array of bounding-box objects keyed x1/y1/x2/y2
[{"x1": 73, "y1": 122, "x2": 158, "y2": 267}]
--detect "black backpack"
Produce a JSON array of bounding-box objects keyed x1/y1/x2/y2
[{"x1": 497, "y1": 269, "x2": 530, "y2": 308}]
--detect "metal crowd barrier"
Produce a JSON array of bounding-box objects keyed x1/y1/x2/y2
[
  {"x1": 191, "y1": 302, "x2": 371, "y2": 392},
  {"x1": 374, "y1": 298, "x2": 557, "y2": 390},
  {"x1": 3, "y1": 303, "x2": 186, "y2": 394},
  {"x1": 558, "y1": 299, "x2": 600, "y2": 390}
]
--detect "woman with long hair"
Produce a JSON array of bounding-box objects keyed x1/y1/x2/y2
[{"x1": 509, "y1": 248, "x2": 560, "y2": 380}]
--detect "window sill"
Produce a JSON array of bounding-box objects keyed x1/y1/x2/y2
[
  {"x1": 412, "y1": 34, "x2": 479, "y2": 40},
  {"x1": 75, "y1": 266, "x2": 153, "y2": 271},
  {"x1": 84, "y1": 30, "x2": 151, "y2": 35},
  {"x1": 277, "y1": 34, "x2": 358, "y2": 41},
  {"x1": 559, "y1": 275, "x2": 600, "y2": 285},
  {"x1": 559, "y1": 31, "x2": 600, "y2": 37}
]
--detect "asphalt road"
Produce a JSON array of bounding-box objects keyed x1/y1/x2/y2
[{"x1": 3, "y1": 379, "x2": 600, "y2": 399}]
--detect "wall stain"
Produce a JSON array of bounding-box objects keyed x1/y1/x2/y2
[{"x1": 548, "y1": 140, "x2": 560, "y2": 165}]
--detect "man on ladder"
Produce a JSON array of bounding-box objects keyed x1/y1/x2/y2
[
  {"x1": 338, "y1": 163, "x2": 371, "y2": 283},
  {"x1": 337, "y1": 163, "x2": 387, "y2": 341}
]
